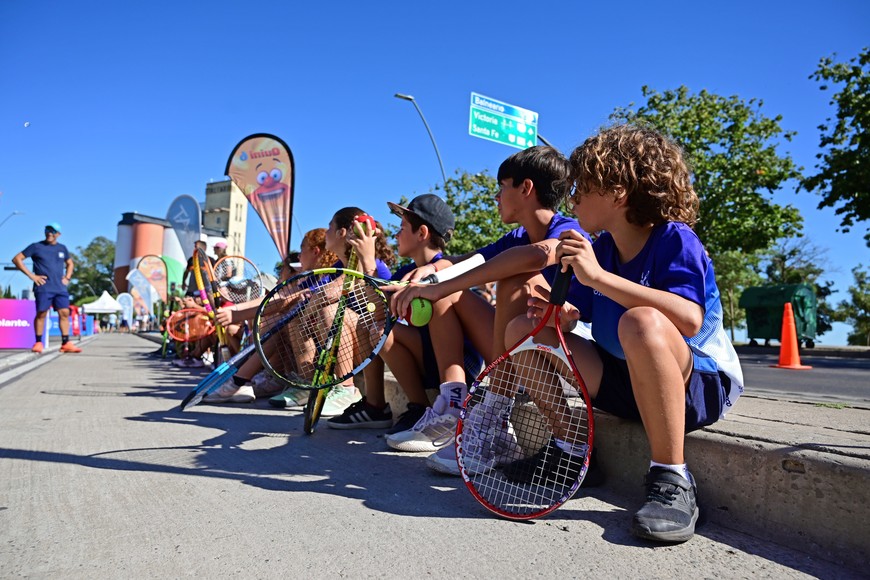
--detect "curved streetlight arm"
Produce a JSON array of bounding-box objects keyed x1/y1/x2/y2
[
  {"x1": 0, "y1": 211, "x2": 24, "y2": 230},
  {"x1": 394, "y1": 93, "x2": 448, "y2": 188}
]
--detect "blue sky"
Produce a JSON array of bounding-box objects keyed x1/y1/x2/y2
[{"x1": 1, "y1": 0, "x2": 868, "y2": 345}]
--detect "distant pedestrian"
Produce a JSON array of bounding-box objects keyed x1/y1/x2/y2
[
  {"x1": 12, "y1": 222, "x2": 82, "y2": 353},
  {"x1": 108, "y1": 312, "x2": 118, "y2": 333}
]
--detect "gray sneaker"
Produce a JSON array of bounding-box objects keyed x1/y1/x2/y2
[{"x1": 631, "y1": 467, "x2": 699, "y2": 543}]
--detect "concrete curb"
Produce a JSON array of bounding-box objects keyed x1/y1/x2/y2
[{"x1": 0, "y1": 336, "x2": 97, "y2": 388}]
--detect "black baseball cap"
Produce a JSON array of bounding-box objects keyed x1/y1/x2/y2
[{"x1": 388, "y1": 194, "x2": 455, "y2": 242}]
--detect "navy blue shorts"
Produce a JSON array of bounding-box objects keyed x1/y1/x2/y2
[
  {"x1": 591, "y1": 343, "x2": 729, "y2": 433},
  {"x1": 34, "y1": 289, "x2": 70, "y2": 313}
]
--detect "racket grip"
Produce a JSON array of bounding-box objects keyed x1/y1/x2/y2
[{"x1": 549, "y1": 268, "x2": 573, "y2": 306}]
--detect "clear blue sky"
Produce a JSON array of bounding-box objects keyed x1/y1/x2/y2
[{"x1": 1, "y1": 0, "x2": 868, "y2": 345}]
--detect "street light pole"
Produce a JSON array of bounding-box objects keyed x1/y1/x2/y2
[
  {"x1": 394, "y1": 93, "x2": 448, "y2": 188},
  {"x1": 105, "y1": 278, "x2": 119, "y2": 294},
  {"x1": 0, "y1": 211, "x2": 23, "y2": 230}
]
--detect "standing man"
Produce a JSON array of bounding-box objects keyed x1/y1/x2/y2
[{"x1": 12, "y1": 222, "x2": 82, "y2": 353}]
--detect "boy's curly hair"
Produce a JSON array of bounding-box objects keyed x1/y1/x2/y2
[{"x1": 567, "y1": 124, "x2": 698, "y2": 227}]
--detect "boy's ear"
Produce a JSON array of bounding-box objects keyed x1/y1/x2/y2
[
  {"x1": 522, "y1": 178, "x2": 535, "y2": 197},
  {"x1": 417, "y1": 223, "x2": 430, "y2": 241},
  {"x1": 612, "y1": 185, "x2": 628, "y2": 206}
]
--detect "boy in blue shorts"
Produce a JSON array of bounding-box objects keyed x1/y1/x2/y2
[
  {"x1": 13, "y1": 222, "x2": 81, "y2": 353},
  {"x1": 502, "y1": 124, "x2": 744, "y2": 543},
  {"x1": 389, "y1": 146, "x2": 591, "y2": 473}
]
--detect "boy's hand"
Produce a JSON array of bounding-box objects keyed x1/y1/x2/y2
[
  {"x1": 387, "y1": 283, "x2": 440, "y2": 322},
  {"x1": 526, "y1": 286, "x2": 581, "y2": 332},
  {"x1": 400, "y1": 263, "x2": 439, "y2": 283},
  {"x1": 557, "y1": 230, "x2": 602, "y2": 287}
]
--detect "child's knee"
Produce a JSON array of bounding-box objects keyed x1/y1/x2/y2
[{"x1": 618, "y1": 307, "x2": 672, "y2": 348}]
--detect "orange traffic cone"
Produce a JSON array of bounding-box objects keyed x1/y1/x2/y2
[{"x1": 771, "y1": 302, "x2": 812, "y2": 370}]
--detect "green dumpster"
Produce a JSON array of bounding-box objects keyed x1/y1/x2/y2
[{"x1": 738, "y1": 284, "x2": 818, "y2": 348}]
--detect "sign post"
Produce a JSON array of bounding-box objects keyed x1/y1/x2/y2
[{"x1": 468, "y1": 92, "x2": 539, "y2": 150}]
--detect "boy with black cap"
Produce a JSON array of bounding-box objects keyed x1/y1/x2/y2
[
  {"x1": 327, "y1": 194, "x2": 485, "y2": 433},
  {"x1": 13, "y1": 222, "x2": 81, "y2": 353}
]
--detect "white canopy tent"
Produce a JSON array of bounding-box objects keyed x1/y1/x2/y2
[{"x1": 83, "y1": 291, "x2": 123, "y2": 314}]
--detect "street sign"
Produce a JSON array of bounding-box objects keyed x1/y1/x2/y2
[{"x1": 468, "y1": 92, "x2": 538, "y2": 150}]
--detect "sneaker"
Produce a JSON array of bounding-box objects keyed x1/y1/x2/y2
[
  {"x1": 173, "y1": 358, "x2": 193, "y2": 368},
  {"x1": 202, "y1": 380, "x2": 256, "y2": 404},
  {"x1": 387, "y1": 406, "x2": 457, "y2": 452},
  {"x1": 59, "y1": 342, "x2": 82, "y2": 353},
  {"x1": 320, "y1": 385, "x2": 362, "y2": 417},
  {"x1": 459, "y1": 403, "x2": 525, "y2": 476},
  {"x1": 385, "y1": 403, "x2": 427, "y2": 435},
  {"x1": 426, "y1": 444, "x2": 461, "y2": 476},
  {"x1": 252, "y1": 372, "x2": 284, "y2": 398},
  {"x1": 188, "y1": 358, "x2": 205, "y2": 368},
  {"x1": 327, "y1": 398, "x2": 393, "y2": 429},
  {"x1": 31, "y1": 342, "x2": 44, "y2": 354},
  {"x1": 501, "y1": 438, "x2": 588, "y2": 486},
  {"x1": 268, "y1": 388, "x2": 309, "y2": 408},
  {"x1": 631, "y1": 467, "x2": 699, "y2": 543}
]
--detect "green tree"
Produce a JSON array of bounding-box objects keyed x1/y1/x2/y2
[
  {"x1": 611, "y1": 86, "x2": 804, "y2": 255},
  {"x1": 802, "y1": 48, "x2": 870, "y2": 245},
  {"x1": 835, "y1": 265, "x2": 870, "y2": 345},
  {"x1": 713, "y1": 250, "x2": 763, "y2": 340},
  {"x1": 760, "y1": 237, "x2": 841, "y2": 336},
  {"x1": 68, "y1": 236, "x2": 115, "y2": 301}
]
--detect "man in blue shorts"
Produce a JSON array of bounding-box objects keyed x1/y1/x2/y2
[{"x1": 13, "y1": 222, "x2": 82, "y2": 353}]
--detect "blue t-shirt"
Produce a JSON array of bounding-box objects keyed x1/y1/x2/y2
[
  {"x1": 391, "y1": 253, "x2": 443, "y2": 282},
  {"x1": 23, "y1": 241, "x2": 70, "y2": 292},
  {"x1": 478, "y1": 213, "x2": 589, "y2": 283},
  {"x1": 568, "y1": 222, "x2": 743, "y2": 410}
]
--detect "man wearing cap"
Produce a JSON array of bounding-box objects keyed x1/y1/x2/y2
[{"x1": 12, "y1": 222, "x2": 82, "y2": 353}]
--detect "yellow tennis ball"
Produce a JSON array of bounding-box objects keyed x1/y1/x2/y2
[{"x1": 408, "y1": 298, "x2": 433, "y2": 327}]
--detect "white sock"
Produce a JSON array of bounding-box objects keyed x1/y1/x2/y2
[
  {"x1": 432, "y1": 381, "x2": 466, "y2": 417},
  {"x1": 650, "y1": 461, "x2": 693, "y2": 483}
]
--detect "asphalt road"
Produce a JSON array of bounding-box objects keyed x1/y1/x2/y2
[{"x1": 739, "y1": 352, "x2": 870, "y2": 406}]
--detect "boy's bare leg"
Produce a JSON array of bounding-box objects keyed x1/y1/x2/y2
[
  {"x1": 618, "y1": 307, "x2": 693, "y2": 465},
  {"x1": 428, "y1": 290, "x2": 494, "y2": 383},
  {"x1": 375, "y1": 325, "x2": 429, "y2": 407}
]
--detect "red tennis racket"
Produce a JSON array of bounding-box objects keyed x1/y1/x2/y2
[
  {"x1": 166, "y1": 308, "x2": 215, "y2": 342},
  {"x1": 456, "y1": 267, "x2": 593, "y2": 519}
]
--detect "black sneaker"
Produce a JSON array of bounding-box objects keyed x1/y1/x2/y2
[
  {"x1": 631, "y1": 467, "x2": 699, "y2": 543},
  {"x1": 386, "y1": 403, "x2": 427, "y2": 435},
  {"x1": 501, "y1": 438, "x2": 594, "y2": 487},
  {"x1": 326, "y1": 397, "x2": 393, "y2": 430}
]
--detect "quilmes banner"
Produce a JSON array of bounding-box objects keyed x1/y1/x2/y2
[
  {"x1": 117, "y1": 293, "x2": 135, "y2": 325},
  {"x1": 166, "y1": 194, "x2": 202, "y2": 260},
  {"x1": 137, "y1": 255, "x2": 168, "y2": 303},
  {"x1": 225, "y1": 133, "x2": 295, "y2": 260}
]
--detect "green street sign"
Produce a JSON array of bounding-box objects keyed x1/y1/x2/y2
[{"x1": 468, "y1": 92, "x2": 538, "y2": 150}]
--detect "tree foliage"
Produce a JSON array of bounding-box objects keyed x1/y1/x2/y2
[
  {"x1": 610, "y1": 86, "x2": 804, "y2": 255},
  {"x1": 835, "y1": 265, "x2": 870, "y2": 346},
  {"x1": 759, "y1": 237, "x2": 841, "y2": 336},
  {"x1": 802, "y1": 48, "x2": 870, "y2": 245},
  {"x1": 68, "y1": 236, "x2": 116, "y2": 302},
  {"x1": 712, "y1": 250, "x2": 763, "y2": 339}
]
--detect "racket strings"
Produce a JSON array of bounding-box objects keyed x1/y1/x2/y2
[
  {"x1": 167, "y1": 310, "x2": 214, "y2": 342},
  {"x1": 257, "y1": 271, "x2": 389, "y2": 388},
  {"x1": 461, "y1": 346, "x2": 590, "y2": 517},
  {"x1": 215, "y1": 257, "x2": 263, "y2": 303}
]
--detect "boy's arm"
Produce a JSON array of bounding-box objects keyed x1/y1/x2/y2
[
  {"x1": 390, "y1": 241, "x2": 559, "y2": 319},
  {"x1": 400, "y1": 250, "x2": 479, "y2": 282}
]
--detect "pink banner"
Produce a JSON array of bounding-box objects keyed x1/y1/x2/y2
[
  {"x1": 225, "y1": 134, "x2": 295, "y2": 260},
  {"x1": 0, "y1": 299, "x2": 37, "y2": 349}
]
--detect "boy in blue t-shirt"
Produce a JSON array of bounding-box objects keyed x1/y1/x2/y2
[
  {"x1": 503, "y1": 124, "x2": 743, "y2": 543},
  {"x1": 388, "y1": 146, "x2": 591, "y2": 474},
  {"x1": 12, "y1": 222, "x2": 82, "y2": 353}
]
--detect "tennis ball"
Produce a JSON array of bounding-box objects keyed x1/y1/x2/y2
[
  {"x1": 354, "y1": 214, "x2": 376, "y2": 235},
  {"x1": 407, "y1": 297, "x2": 433, "y2": 327}
]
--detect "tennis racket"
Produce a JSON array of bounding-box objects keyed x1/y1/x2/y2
[
  {"x1": 213, "y1": 255, "x2": 264, "y2": 303},
  {"x1": 193, "y1": 248, "x2": 232, "y2": 366},
  {"x1": 456, "y1": 267, "x2": 593, "y2": 520},
  {"x1": 165, "y1": 308, "x2": 215, "y2": 342}
]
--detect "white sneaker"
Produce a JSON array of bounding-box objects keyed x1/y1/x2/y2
[
  {"x1": 458, "y1": 403, "x2": 524, "y2": 476},
  {"x1": 426, "y1": 444, "x2": 461, "y2": 476},
  {"x1": 320, "y1": 385, "x2": 362, "y2": 417},
  {"x1": 202, "y1": 378, "x2": 256, "y2": 404},
  {"x1": 387, "y1": 406, "x2": 457, "y2": 452}
]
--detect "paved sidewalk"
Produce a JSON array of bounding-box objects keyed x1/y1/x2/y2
[{"x1": 0, "y1": 334, "x2": 864, "y2": 578}]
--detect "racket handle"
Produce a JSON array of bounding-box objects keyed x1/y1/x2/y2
[{"x1": 549, "y1": 268, "x2": 573, "y2": 306}]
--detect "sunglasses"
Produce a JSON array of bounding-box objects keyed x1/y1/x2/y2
[{"x1": 45, "y1": 229, "x2": 58, "y2": 235}]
